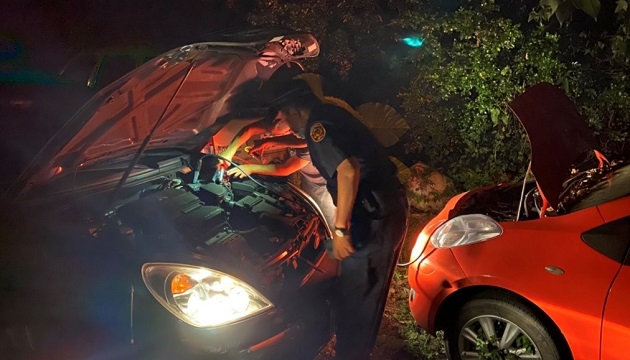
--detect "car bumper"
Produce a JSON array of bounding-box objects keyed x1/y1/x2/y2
[
  {"x1": 132, "y1": 283, "x2": 333, "y2": 359},
  {"x1": 2, "y1": 284, "x2": 332, "y2": 360}
]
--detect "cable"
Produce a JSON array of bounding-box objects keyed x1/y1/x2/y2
[
  {"x1": 200, "y1": 153, "x2": 426, "y2": 268},
  {"x1": 198, "y1": 153, "x2": 273, "y2": 191},
  {"x1": 195, "y1": 153, "x2": 304, "y2": 208},
  {"x1": 396, "y1": 235, "x2": 432, "y2": 267}
]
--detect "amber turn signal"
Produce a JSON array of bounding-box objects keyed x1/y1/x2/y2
[{"x1": 171, "y1": 273, "x2": 196, "y2": 295}]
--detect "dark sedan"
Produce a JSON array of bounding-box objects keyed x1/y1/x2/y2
[{"x1": 0, "y1": 29, "x2": 338, "y2": 360}]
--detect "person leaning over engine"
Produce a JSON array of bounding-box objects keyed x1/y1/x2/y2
[
  {"x1": 217, "y1": 112, "x2": 336, "y2": 228},
  {"x1": 269, "y1": 78, "x2": 409, "y2": 360}
]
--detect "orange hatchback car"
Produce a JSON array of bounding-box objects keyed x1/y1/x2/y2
[{"x1": 406, "y1": 83, "x2": 630, "y2": 360}]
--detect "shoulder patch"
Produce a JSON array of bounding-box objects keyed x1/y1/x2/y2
[{"x1": 309, "y1": 122, "x2": 326, "y2": 142}]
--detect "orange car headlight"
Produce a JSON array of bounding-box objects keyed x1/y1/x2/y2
[{"x1": 430, "y1": 214, "x2": 502, "y2": 248}]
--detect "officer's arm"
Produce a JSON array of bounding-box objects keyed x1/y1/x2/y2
[
  {"x1": 271, "y1": 156, "x2": 311, "y2": 176},
  {"x1": 263, "y1": 134, "x2": 308, "y2": 149},
  {"x1": 334, "y1": 157, "x2": 360, "y2": 229},
  {"x1": 250, "y1": 135, "x2": 307, "y2": 156},
  {"x1": 220, "y1": 121, "x2": 268, "y2": 161},
  {"x1": 228, "y1": 156, "x2": 309, "y2": 178}
]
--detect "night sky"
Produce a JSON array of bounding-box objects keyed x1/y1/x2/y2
[
  {"x1": 2, "y1": 0, "x2": 251, "y2": 70},
  {"x1": 1, "y1": 0, "x2": 261, "y2": 184}
]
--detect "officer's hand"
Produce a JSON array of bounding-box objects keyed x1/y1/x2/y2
[
  {"x1": 227, "y1": 165, "x2": 252, "y2": 179},
  {"x1": 218, "y1": 149, "x2": 236, "y2": 169},
  {"x1": 332, "y1": 233, "x2": 355, "y2": 260},
  {"x1": 217, "y1": 159, "x2": 230, "y2": 169},
  {"x1": 249, "y1": 141, "x2": 272, "y2": 158}
]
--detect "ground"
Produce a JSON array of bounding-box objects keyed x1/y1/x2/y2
[{"x1": 315, "y1": 213, "x2": 447, "y2": 360}]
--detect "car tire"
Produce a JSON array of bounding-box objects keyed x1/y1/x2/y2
[{"x1": 445, "y1": 293, "x2": 561, "y2": 360}]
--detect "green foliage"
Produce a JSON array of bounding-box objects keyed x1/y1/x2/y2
[
  {"x1": 530, "y1": 0, "x2": 601, "y2": 23},
  {"x1": 531, "y1": 0, "x2": 630, "y2": 156},
  {"x1": 473, "y1": 332, "x2": 535, "y2": 359},
  {"x1": 395, "y1": 0, "x2": 566, "y2": 188},
  {"x1": 403, "y1": 325, "x2": 446, "y2": 359},
  {"x1": 238, "y1": 0, "x2": 629, "y2": 191},
  {"x1": 391, "y1": 0, "x2": 629, "y2": 189},
  {"x1": 532, "y1": 0, "x2": 630, "y2": 63},
  {"x1": 391, "y1": 269, "x2": 446, "y2": 359},
  {"x1": 241, "y1": 0, "x2": 390, "y2": 79},
  {"x1": 611, "y1": 1, "x2": 630, "y2": 62}
]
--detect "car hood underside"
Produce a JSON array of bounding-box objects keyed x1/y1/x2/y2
[
  {"x1": 508, "y1": 82, "x2": 598, "y2": 208},
  {"x1": 11, "y1": 30, "x2": 319, "y2": 197}
]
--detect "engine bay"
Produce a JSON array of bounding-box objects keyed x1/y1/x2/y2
[
  {"x1": 452, "y1": 160, "x2": 627, "y2": 222},
  {"x1": 111, "y1": 158, "x2": 332, "y2": 291},
  {"x1": 452, "y1": 182, "x2": 542, "y2": 222}
]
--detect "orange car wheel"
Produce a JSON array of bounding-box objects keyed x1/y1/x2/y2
[{"x1": 445, "y1": 295, "x2": 561, "y2": 360}]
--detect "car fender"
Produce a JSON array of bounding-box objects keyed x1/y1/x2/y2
[{"x1": 449, "y1": 207, "x2": 613, "y2": 360}]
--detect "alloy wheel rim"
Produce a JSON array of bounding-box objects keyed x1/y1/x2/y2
[{"x1": 457, "y1": 315, "x2": 542, "y2": 359}]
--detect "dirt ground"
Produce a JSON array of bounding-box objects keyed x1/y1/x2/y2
[{"x1": 314, "y1": 213, "x2": 440, "y2": 360}]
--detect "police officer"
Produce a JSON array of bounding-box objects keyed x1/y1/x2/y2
[
  {"x1": 271, "y1": 79, "x2": 409, "y2": 359},
  {"x1": 218, "y1": 113, "x2": 337, "y2": 227}
]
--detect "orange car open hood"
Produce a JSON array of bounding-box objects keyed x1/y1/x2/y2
[
  {"x1": 11, "y1": 29, "x2": 319, "y2": 196},
  {"x1": 508, "y1": 82, "x2": 597, "y2": 208}
]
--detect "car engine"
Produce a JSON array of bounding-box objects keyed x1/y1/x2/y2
[
  {"x1": 451, "y1": 161, "x2": 627, "y2": 222},
  {"x1": 111, "y1": 166, "x2": 331, "y2": 293}
]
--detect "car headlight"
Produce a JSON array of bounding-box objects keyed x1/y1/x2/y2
[
  {"x1": 430, "y1": 214, "x2": 502, "y2": 248},
  {"x1": 142, "y1": 263, "x2": 273, "y2": 328}
]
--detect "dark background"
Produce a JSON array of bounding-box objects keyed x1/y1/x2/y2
[
  {"x1": 0, "y1": 0, "x2": 420, "y2": 184},
  {"x1": 2, "y1": 0, "x2": 254, "y2": 71},
  {"x1": 0, "y1": 0, "x2": 271, "y2": 187}
]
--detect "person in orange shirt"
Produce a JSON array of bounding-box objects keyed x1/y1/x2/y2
[{"x1": 218, "y1": 112, "x2": 336, "y2": 228}]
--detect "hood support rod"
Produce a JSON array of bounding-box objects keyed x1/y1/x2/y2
[
  {"x1": 109, "y1": 61, "x2": 196, "y2": 206},
  {"x1": 515, "y1": 161, "x2": 532, "y2": 222}
]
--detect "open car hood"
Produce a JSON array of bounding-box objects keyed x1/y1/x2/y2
[
  {"x1": 508, "y1": 82, "x2": 597, "y2": 208},
  {"x1": 12, "y1": 29, "x2": 319, "y2": 196}
]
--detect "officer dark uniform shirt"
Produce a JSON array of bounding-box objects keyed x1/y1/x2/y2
[
  {"x1": 304, "y1": 102, "x2": 408, "y2": 360},
  {"x1": 305, "y1": 102, "x2": 399, "y2": 247}
]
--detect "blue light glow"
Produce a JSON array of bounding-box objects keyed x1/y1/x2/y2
[{"x1": 402, "y1": 37, "x2": 424, "y2": 48}]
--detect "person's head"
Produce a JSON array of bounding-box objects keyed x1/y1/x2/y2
[
  {"x1": 259, "y1": 108, "x2": 291, "y2": 136},
  {"x1": 270, "y1": 78, "x2": 320, "y2": 139},
  {"x1": 269, "y1": 112, "x2": 291, "y2": 136}
]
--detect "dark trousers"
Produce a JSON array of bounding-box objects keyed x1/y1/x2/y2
[{"x1": 334, "y1": 188, "x2": 408, "y2": 360}]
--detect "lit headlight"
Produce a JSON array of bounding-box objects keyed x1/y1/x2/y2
[
  {"x1": 142, "y1": 263, "x2": 273, "y2": 328},
  {"x1": 430, "y1": 214, "x2": 502, "y2": 248}
]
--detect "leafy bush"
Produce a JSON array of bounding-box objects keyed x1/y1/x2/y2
[
  {"x1": 539, "y1": 0, "x2": 630, "y2": 158},
  {"x1": 393, "y1": 0, "x2": 571, "y2": 189},
  {"x1": 237, "y1": 0, "x2": 629, "y2": 190},
  {"x1": 393, "y1": 0, "x2": 629, "y2": 189}
]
